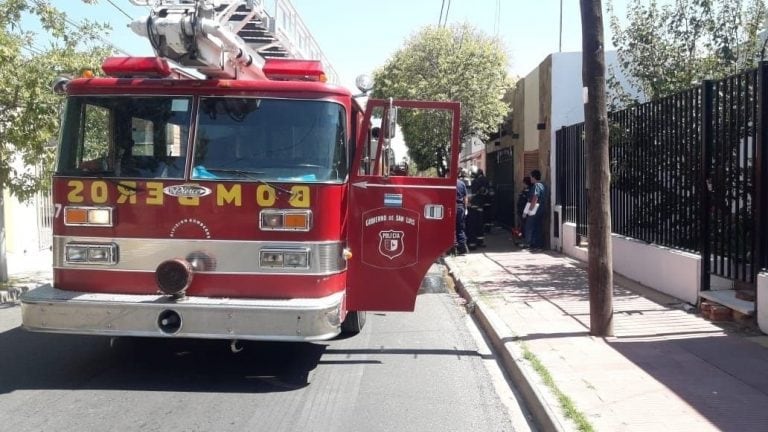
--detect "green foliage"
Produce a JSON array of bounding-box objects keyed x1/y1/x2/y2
[
  {"x1": 372, "y1": 24, "x2": 512, "y2": 175},
  {"x1": 82, "y1": 103, "x2": 110, "y2": 161},
  {"x1": 608, "y1": 0, "x2": 766, "y2": 105},
  {"x1": 0, "y1": 0, "x2": 112, "y2": 202},
  {"x1": 398, "y1": 108, "x2": 452, "y2": 177}
]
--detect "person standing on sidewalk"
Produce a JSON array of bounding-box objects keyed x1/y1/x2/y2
[
  {"x1": 467, "y1": 167, "x2": 489, "y2": 249},
  {"x1": 454, "y1": 170, "x2": 469, "y2": 255},
  {"x1": 523, "y1": 169, "x2": 548, "y2": 251},
  {"x1": 513, "y1": 176, "x2": 532, "y2": 244}
]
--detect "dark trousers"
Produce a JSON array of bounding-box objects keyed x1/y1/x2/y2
[
  {"x1": 455, "y1": 206, "x2": 467, "y2": 248},
  {"x1": 524, "y1": 212, "x2": 545, "y2": 248},
  {"x1": 466, "y1": 206, "x2": 484, "y2": 247}
]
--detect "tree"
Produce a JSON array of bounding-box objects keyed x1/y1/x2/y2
[
  {"x1": 581, "y1": 0, "x2": 614, "y2": 336},
  {"x1": 607, "y1": 0, "x2": 766, "y2": 104},
  {"x1": 0, "y1": 0, "x2": 112, "y2": 202},
  {"x1": 0, "y1": 0, "x2": 111, "y2": 282},
  {"x1": 606, "y1": 0, "x2": 763, "y2": 257},
  {"x1": 372, "y1": 24, "x2": 511, "y2": 175}
]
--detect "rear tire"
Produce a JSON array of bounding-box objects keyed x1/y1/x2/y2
[{"x1": 340, "y1": 311, "x2": 367, "y2": 335}]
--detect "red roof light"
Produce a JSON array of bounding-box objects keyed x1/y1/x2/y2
[
  {"x1": 263, "y1": 59, "x2": 327, "y2": 82},
  {"x1": 101, "y1": 57, "x2": 172, "y2": 78}
]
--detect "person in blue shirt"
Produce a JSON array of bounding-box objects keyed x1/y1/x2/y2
[
  {"x1": 523, "y1": 169, "x2": 548, "y2": 251},
  {"x1": 455, "y1": 170, "x2": 469, "y2": 255}
]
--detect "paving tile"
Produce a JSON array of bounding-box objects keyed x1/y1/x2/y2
[{"x1": 445, "y1": 229, "x2": 768, "y2": 432}]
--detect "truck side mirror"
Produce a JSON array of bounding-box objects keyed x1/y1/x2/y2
[{"x1": 383, "y1": 107, "x2": 397, "y2": 139}]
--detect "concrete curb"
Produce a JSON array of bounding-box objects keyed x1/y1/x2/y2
[{"x1": 444, "y1": 258, "x2": 568, "y2": 432}]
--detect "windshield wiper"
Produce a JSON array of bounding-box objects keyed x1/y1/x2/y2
[
  {"x1": 204, "y1": 168, "x2": 264, "y2": 178},
  {"x1": 204, "y1": 168, "x2": 294, "y2": 196},
  {"x1": 256, "y1": 179, "x2": 294, "y2": 196}
]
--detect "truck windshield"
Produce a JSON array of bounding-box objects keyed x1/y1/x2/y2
[
  {"x1": 192, "y1": 97, "x2": 348, "y2": 183},
  {"x1": 57, "y1": 96, "x2": 192, "y2": 178}
]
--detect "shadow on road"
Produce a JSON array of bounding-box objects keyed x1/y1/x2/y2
[{"x1": 0, "y1": 327, "x2": 328, "y2": 394}]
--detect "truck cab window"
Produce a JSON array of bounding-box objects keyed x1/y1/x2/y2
[
  {"x1": 192, "y1": 97, "x2": 347, "y2": 183},
  {"x1": 57, "y1": 96, "x2": 192, "y2": 179}
]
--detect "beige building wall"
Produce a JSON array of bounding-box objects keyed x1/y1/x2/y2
[
  {"x1": 522, "y1": 69, "x2": 540, "y2": 152},
  {"x1": 3, "y1": 189, "x2": 41, "y2": 254},
  {"x1": 537, "y1": 56, "x2": 553, "y2": 185},
  {"x1": 511, "y1": 78, "x2": 526, "y2": 194},
  {"x1": 510, "y1": 56, "x2": 555, "y2": 190}
]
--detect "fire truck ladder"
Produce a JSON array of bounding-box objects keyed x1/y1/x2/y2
[{"x1": 129, "y1": 0, "x2": 338, "y2": 82}]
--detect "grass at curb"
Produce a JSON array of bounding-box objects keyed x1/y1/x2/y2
[{"x1": 521, "y1": 344, "x2": 595, "y2": 432}]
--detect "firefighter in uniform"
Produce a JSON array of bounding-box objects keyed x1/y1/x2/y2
[
  {"x1": 454, "y1": 169, "x2": 469, "y2": 255},
  {"x1": 467, "y1": 167, "x2": 489, "y2": 249}
]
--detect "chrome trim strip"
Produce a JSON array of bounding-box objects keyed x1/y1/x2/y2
[
  {"x1": 21, "y1": 284, "x2": 343, "y2": 341},
  {"x1": 54, "y1": 236, "x2": 346, "y2": 275},
  {"x1": 351, "y1": 181, "x2": 455, "y2": 190}
]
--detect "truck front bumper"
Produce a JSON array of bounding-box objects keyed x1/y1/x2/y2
[{"x1": 20, "y1": 284, "x2": 344, "y2": 341}]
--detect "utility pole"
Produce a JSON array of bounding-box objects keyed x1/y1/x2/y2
[
  {"x1": 0, "y1": 193, "x2": 7, "y2": 282},
  {"x1": 580, "y1": 0, "x2": 614, "y2": 336}
]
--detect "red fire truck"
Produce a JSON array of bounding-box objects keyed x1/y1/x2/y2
[{"x1": 20, "y1": 0, "x2": 460, "y2": 342}]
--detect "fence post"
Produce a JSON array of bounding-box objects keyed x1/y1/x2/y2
[
  {"x1": 700, "y1": 80, "x2": 714, "y2": 294},
  {"x1": 755, "y1": 62, "x2": 768, "y2": 278}
]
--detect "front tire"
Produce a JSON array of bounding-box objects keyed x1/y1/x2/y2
[{"x1": 340, "y1": 311, "x2": 367, "y2": 335}]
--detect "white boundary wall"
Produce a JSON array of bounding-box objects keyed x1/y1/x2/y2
[{"x1": 561, "y1": 223, "x2": 700, "y2": 305}]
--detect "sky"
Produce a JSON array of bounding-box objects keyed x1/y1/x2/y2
[{"x1": 28, "y1": 0, "x2": 630, "y2": 92}]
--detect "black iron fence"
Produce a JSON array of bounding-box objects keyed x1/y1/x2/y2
[
  {"x1": 555, "y1": 123, "x2": 587, "y2": 240},
  {"x1": 556, "y1": 64, "x2": 768, "y2": 287},
  {"x1": 610, "y1": 87, "x2": 703, "y2": 253}
]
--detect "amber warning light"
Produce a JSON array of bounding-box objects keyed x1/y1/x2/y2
[
  {"x1": 101, "y1": 57, "x2": 172, "y2": 78},
  {"x1": 263, "y1": 59, "x2": 327, "y2": 82}
]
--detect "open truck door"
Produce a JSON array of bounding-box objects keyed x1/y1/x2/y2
[{"x1": 346, "y1": 99, "x2": 461, "y2": 311}]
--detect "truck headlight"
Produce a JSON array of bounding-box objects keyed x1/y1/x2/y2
[
  {"x1": 260, "y1": 251, "x2": 285, "y2": 267},
  {"x1": 283, "y1": 251, "x2": 309, "y2": 268},
  {"x1": 65, "y1": 243, "x2": 118, "y2": 265},
  {"x1": 65, "y1": 245, "x2": 88, "y2": 263},
  {"x1": 259, "y1": 248, "x2": 310, "y2": 269}
]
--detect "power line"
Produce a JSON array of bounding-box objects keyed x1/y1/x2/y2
[
  {"x1": 558, "y1": 0, "x2": 563, "y2": 52},
  {"x1": 31, "y1": 0, "x2": 133, "y2": 56},
  {"x1": 103, "y1": 0, "x2": 134, "y2": 21},
  {"x1": 442, "y1": 0, "x2": 452, "y2": 28},
  {"x1": 21, "y1": 45, "x2": 44, "y2": 56},
  {"x1": 61, "y1": 15, "x2": 133, "y2": 56},
  {"x1": 439, "y1": 0, "x2": 453, "y2": 28}
]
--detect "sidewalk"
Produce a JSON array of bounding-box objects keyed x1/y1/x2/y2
[
  {"x1": 0, "y1": 250, "x2": 52, "y2": 303},
  {"x1": 444, "y1": 229, "x2": 768, "y2": 432}
]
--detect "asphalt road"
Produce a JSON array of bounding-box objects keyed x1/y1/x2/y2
[{"x1": 0, "y1": 264, "x2": 532, "y2": 432}]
